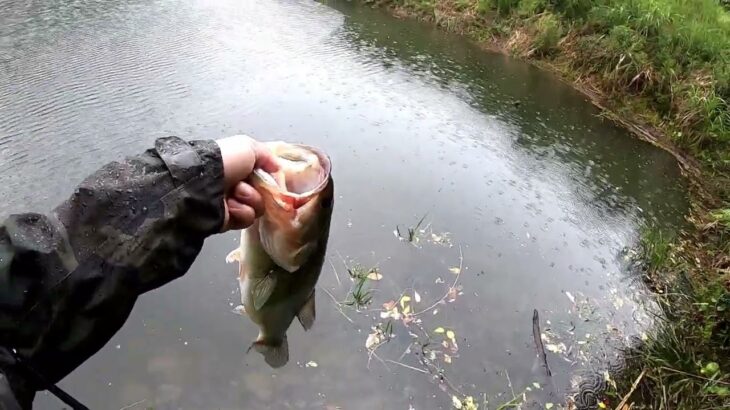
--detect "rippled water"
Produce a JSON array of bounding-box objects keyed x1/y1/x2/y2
[{"x1": 0, "y1": 0, "x2": 689, "y2": 408}]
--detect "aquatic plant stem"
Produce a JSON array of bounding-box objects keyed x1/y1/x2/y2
[
  {"x1": 319, "y1": 286, "x2": 354, "y2": 323},
  {"x1": 383, "y1": 359, "x2": 428, "y2": 374},
  {"x1": 413, "y1": 245, "x2": 463, "y2": 317},
  {"x1": 657, "y1": 366, "x2": 730, "y2": 385}
]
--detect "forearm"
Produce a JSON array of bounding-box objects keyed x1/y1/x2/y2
[{"x1": 0, "y1": 136, "x2": 225, "y2": 405}]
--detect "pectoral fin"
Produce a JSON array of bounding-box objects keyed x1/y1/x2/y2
[
  {"x1": 252, "y1": 273, "x2": 277, "y2": 311},
  {"x1": 297, "y1": 291, "x2": 316, "y2": 330},
  {"x1": 225, "y1": 248, "x2": 242, "y2": 264},
  {"x1": 251, "y1": 337, "x2": 289, "y2": 368}
]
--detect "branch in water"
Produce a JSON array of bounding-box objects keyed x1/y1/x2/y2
[{"x1": 532, "y1": 309, "x2": 552, "y2": 377}]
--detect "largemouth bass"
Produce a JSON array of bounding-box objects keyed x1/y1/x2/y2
[{"x1": 225, "y1": 141, "x2": 333, "y2": 368}]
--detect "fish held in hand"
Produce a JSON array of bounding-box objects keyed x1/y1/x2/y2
[{"x1": 226, "y1": 141, "x2": 333, "y2": 368}]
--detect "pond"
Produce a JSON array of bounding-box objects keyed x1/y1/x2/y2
[{"x1": 0, "y1": 0, "x2": 690, "y2": 408}]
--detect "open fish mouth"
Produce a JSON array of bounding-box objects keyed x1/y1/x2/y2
[
  {"x1": 251, "y1": 142, "x2": 332, "y2": 211},
  {"x1": 247, "y1": 141, "x2": 334, "y2": 273}
]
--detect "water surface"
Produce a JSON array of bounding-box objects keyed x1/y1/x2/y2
[{"x1": 0, "y1": 0, "x2": 689, "y2": 408}]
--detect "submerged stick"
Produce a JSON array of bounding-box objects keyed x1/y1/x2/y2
[{"x1": 532, "y1": 309, "x2": 552, "y2": 377}]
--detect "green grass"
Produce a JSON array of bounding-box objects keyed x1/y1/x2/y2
[
  {"x1": 343, "y1": 264, "x2": 378, "y2": 309},
  {"x1": 601, "y1": 225, "x2": 730, "y2": 408},
  {"x1": 395, "y1": 213, "x2": 428, "y2": 243},
  {"x1": 638, "y1": 226, "x2": 673, "y2": 271},
  {"x1": 562, "y1": 224, "x2": 730, "y2": 408}
]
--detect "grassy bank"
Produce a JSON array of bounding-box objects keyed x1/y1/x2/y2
[{"x1": 357, "y1": 0, "x2": 730, "y2": 408}]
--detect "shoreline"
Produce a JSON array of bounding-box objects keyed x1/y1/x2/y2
[{"x1": 358, "y1": 1, "x2": 730, "y2": 408}]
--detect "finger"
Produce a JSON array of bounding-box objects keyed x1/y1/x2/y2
[
  {"x1": 231, "y1": 182, "x2": 264, "y2": 218},
  {"x1": 226, "y1": 200, "x2": 257, "y2": 230},
  {"x1": 252, "y1": 141, "x2": 280, "y2": 173}
]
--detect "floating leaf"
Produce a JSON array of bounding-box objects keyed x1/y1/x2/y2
[
  {"x1": 545, "y1": 343, "x2": 566, "y2": 353},
  {"x1": 400, "y1": 295, "x2": 411, "y2": 309},
  {"x1": 414, "y1": 291, "x2": 421, "y2": 303},
  {"x1": 305, "y1": 361, "x2": 318, "y2": 368},
  {"x1": 464, "y1": 396, "x2": 477, "y2": 410},
  {"x1": 446, "y1": 330, "x2": 456, "y2": 341},
  {"x1": 433, "y1": 309, "x2": 439, "y2": 315},
  {"x1": 447, "y1": 287, "x2": 457, "y2": 302},
  {"x1": 532, "y1": 382, "x2": 541, "y2": 389},
  {"x1": 597, "y1": 402, "x2": 606, "y2": 409},
  {"x1": 449, "y1": 267, "x2": 461, "y2": 274},
  {"x1": 380, "y1": 306, "x2": 400, "y2": 320},
  {"x1": 545, "y1": 404, "x2": 554, "y2": 409},
  {"x1": 452, "y1": 395, "x2": 463, "y2": 409},
  {"x1": 367, "y1": 271, "x2": 383, "y2": 281},
  {"x1": 444, "y1": 354, "x2": 452, "y2": 364},
  {"x1": 403, "y1": 305, "x2": 411, "y2": 315},
  {"x1": 365, "y1": 332, "x2": 381, "y2": 349},
  {"x1": 434, "y1": 327, "x2": 445, "y2": 334}
]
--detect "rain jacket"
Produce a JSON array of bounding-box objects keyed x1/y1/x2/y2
[{"x1": 0, "y1": 136, "x2": 226, "y2": 409}]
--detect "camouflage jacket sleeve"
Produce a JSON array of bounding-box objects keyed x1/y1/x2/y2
[{"x1": 0, "y1": 136, "x2": 225, "y2": 408}]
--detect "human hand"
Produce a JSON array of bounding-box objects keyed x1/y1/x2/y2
[{"x1": 216, "y1": 135, "x2": 280, "y2": 232}]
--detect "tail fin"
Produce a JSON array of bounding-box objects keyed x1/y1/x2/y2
[{"x1": 250, "y1": 337, "x2": 289, "y2": 368}]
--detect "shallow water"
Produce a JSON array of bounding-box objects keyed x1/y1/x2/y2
[{"x1": 0, "y1": 0, "x2": 690, "y2": 408}]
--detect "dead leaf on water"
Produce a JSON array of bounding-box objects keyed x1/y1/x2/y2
[
  {"x1": 380, "y1": 305, "x2": 401, "y2": 320},
  {"x1": 447, "y1": 287, "x2": 458, "y2": 302},
  {"x1": 446, "y1": 330, "x2": 456, "y2": 341},
  {"x1": 449, "y1": 267, "x2": 461, "y2": 274},
  {"x1": 367, "y1": 271, "x2": 383, "y2": 281},
  {"x1": 444, "y1": 354, "x2": 452, "y2": 364},
  {"x1": 414, "y1": 291, "x2": 421, "y2": 303},
  {"x1": 545, "y1": 343, "x2": 567, "y2": 354},
  {"x1": 305, "y1": 361, "x2": 318, "y2": 368},
  {"x1": 365, "y1": 332, "x2": 381, "y2": 350},
  {"x1": 452, "y1": 395, "x2": 462, "y2": 409},
  {"x1": 434, "y1": 327, "x2": 445, "y2": 334}
]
